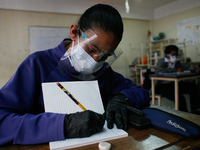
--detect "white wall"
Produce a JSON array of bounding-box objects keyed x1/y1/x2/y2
[
  {"x1": 1, "y1": 2, "x2": 200, "y2": 88},
  {"x1": 151, "y1": 6, "x2": 200, "y2": 62},
  {"x1": 0, "y1": 9, "x2": 79, "y2": 87},
  {"x1": 0, "y1": 9, "x2": 150, "y2": 88},
  {"x1": 112, "y1": 19, "x2": 149, "y2": 78}
]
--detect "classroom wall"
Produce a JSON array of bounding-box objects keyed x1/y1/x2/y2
[
  {"x1": 0, "y1": 9, "x2": 79, "y2": 88},
  {"x1": 112, "y1": 19, "x2": 149, "y2": 80},
  {"x1": 151, "y1": 6, "x2": 200, "y2": 62},
  {"x1": 0, "y1": 9, "x2": 150, "y2": 88}
]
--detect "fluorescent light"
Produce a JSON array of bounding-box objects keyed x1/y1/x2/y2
[{"x1": 125, "y1": 0, "x2": 130, "y2": 14}]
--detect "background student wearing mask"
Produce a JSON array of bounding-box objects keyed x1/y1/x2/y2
[
  {"x1": 155, "y1": 45, "x2": 200, "y2": 114},
  {"x1": 0, "y1": 4, "x2": 150, "y2": 146}
]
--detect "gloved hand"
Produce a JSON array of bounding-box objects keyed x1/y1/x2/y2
[
  {"x1": 106, "y1": 94, "x2": 143, "y2": 130},
  {"x1": 64, "y1": 110, "x2": 105, "y2": 138}
]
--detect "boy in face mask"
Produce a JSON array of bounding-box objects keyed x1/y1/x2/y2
[{"x1": 155, "y1": 45, "x2": 200, "y2": 114}]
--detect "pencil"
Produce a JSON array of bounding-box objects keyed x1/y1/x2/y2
[{"x1": 56, "y1": 82, "x2": 87, "y2": 111}]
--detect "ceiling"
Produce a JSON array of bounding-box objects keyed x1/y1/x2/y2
[
  {"x1": 0, "y1": 0, "x2": 199, "y2": 20},
  {"x1": 76, "y1": 0, "x2": 178, "y2": 9}
]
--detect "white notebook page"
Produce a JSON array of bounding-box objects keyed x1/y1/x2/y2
[{"x1": 42, "y1": 81, "x2": 128, "y2": 150}]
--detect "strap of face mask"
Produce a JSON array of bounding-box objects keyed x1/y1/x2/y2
[
  {"x1": 69, "y1": 41, "x2": 74, "y2": 67},
  {"x1": 78, "y1": 34, "x2": 80, "y2": 47}
]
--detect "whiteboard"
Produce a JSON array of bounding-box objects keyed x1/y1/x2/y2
[{"x1": 29, "y1": 26, "x2": 70, "y2": 53}]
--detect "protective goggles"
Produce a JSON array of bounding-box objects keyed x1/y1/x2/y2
[
  {"x1": 59, "y1": 29, "x2": 123, "y2": 80},
  {"x1": 167, "y1": 54, "x2": 178, "y2": 57},
  {"x1": 77, "y1": 29, "x2": 123, "y2": 64}
]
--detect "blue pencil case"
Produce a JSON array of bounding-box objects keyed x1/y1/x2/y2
[{"x1": 141, "y1": 108, "x2": 200, "y2": 138}]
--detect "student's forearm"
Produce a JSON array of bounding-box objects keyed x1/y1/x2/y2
[
  {"x1": 0, "y1": 111, "x2": 66, "y2": 145},
  {"x1": 155, "y1": 67, "x2": 176, "y2": 74}
]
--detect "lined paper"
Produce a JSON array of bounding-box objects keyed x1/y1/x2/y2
[
  {"x1": 49, "y1": 122, "x2": 127, "y2": 150},
  {"x1": 42, "y1": 81, "x2": 128, "y2": 150}
]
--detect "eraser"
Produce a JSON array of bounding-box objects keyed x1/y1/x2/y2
[{"x1": 98, "y1": 142, "x2": 111, "y2": 150}]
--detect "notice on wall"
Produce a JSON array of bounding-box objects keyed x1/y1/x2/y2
[
  {"x1": 177, "y1": 16, "x2": 200, "y2": 46},
  {"x1": 29, "y1": 26, "x2": 70, "y2": 53}
]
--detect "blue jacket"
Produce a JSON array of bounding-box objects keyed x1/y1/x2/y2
[
  {"x1": 154, "y1": 58, "x2": 196, "y2": 86},
  {"x1": 0, "y1": 39, "x2": 150, "y2": 145},
  {"x1": 155, "y1": 57, "x2": 195, "y2": 74}
]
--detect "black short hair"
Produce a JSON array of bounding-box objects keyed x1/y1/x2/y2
[
  {"x1": 164, "y1": 45, "x2": 179, "y2": 54},
  {"x1": 78, "y1": 4, "x2": 123, "y2": 42}
]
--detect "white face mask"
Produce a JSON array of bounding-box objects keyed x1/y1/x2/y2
[
  {"x1": 169, "y1": 55, "x2": 177, "y2": 63},
  {"x1": 70, "y1": 41, "x2": 104, "y2": 74}
]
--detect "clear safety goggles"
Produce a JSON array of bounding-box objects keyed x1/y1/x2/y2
[
  {"x1": 167, "y1": 54, "x2": 178, "y2": 57},
  {"x1": 59, "y1": 29, "x2": 123, "y2": 80},
  {"x1": 66, "y1": 29, "x2": 123, "y2": 65}
]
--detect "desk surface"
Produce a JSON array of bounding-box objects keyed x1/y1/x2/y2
[
  {"x1": 0, "y1": 105, "x2": 200, "y2": 150},
  {"x1": 151, "y1": 73, "x2": 200, "y2": 79}
]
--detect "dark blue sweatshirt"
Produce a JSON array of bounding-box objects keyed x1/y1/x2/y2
[{"x1": 0, "y1": 39, "x2": 150, "y2": 145}]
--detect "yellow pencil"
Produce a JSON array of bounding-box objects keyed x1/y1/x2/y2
[{"x1": 56, "y1": 82, "x2": 86, "y2": 111}]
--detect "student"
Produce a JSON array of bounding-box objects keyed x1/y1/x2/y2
[
  {"x1": 155, "y1": 45, "x2": 200, "y2": 114},
  {"x1": 0, "y1": 4, "x2": 150, "y2": 145}
]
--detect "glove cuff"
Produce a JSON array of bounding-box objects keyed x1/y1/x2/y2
[
  {"x1": 110, "y1": 93, "x2": 128, "y2": 101},
  {"x1": 64, "y1": 114, "x2": 68, "y2": 138}
]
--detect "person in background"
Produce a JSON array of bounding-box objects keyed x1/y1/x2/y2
[
  {"x1": 0, "y1": 4, "x2": 150, "y2": 145},
  {"x1": 155, "y1": 45, "x2": 200, "y2": 114}
]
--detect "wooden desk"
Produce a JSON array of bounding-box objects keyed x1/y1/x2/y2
[
  {"x1": 151, "y1": 73, "x2": 200, "y2": 110},
  {"x1": 0, "y1": 105, "x2": 200, "y2": 150}
]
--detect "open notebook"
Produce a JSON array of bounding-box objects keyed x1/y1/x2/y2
[{"x1": 42, "y1": 81, "x2": 128, "y2": 150}]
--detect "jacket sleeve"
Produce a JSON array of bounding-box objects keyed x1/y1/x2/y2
[
  {"x1": 110, "y1": 70, "x2": 150, "y2": 109},
  {"x1": 155, "y1": 59, "x2": 176, "y2": 74},
  {"x1": 180, "y1": 63, "x2": 196, "y2": 72},
  {"x1": 0, "y1": 54, "x2": 66, "y2": 145}
]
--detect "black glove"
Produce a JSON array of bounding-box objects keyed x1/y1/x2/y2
[
  {"x1": 106, "y1": 94, "x2": 143, "y2": 130},
  {"x1": 64, "y1": 110, "x2": 105, "y2": 138}
]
